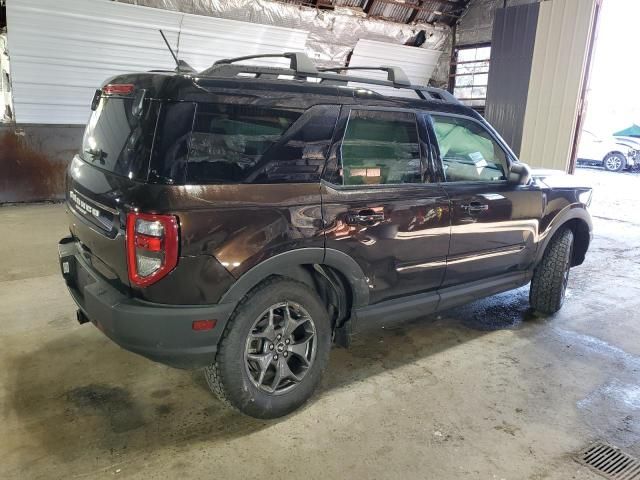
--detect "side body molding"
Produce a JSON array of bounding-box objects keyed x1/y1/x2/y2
[{"x1": 219, "y1": 248, "x2": 370, "y2": 308}]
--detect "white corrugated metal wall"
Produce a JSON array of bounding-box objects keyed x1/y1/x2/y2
[
  {"x1": 0, "y1": 32, "x2": 10, "y2": 121},
  {"x1": 6, "y1": 0, "x2": 308, "y2": 124},
  {"x1": 519, "y1": 0, "x2": 597, "y2": 171}
]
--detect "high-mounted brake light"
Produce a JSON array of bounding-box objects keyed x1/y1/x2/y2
[
  {"x1": 126, "y1": 212, "x2": 179, "y2": 287},
  {"x1": 103, "y1": 83, "x2": 135, "y2": 95}
]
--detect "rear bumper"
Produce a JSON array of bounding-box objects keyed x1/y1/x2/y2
[{"x1": 58, "y1": 237, "x2": 234, "y2": 369}]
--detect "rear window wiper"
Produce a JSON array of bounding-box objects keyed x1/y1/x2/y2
[{"x1": 84, "y1": 148, "x2": 107, "y2": 164}]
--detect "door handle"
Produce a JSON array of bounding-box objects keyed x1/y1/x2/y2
[
  {"x1": 461, "y1": 202, "x2": 489, "y2": 214},
  {"x1": 347, "y1": 210, "x2": 385, "y2": 225}
]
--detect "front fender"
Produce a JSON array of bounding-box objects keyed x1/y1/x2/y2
[{"x1": 534, "y1": 203, "x2": 593, "y2": 266}]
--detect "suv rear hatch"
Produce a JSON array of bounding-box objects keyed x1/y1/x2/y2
[{"x1": 66, "y1": 78, "x2": 160, "y2": 290}]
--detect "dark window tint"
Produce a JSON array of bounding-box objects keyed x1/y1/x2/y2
[
  {"x1": 339, "y1": 110, "x2": 421, "y2": 186},
  {"x1": 245, "y1": 104, "x2": 339, "y2": 184},
  {"x1": 81, "y1": 95, "x2": 156, "y2": 179},
  {"x1": 149, "y1": 101, "x2": 196, "y2": 184},
  {"x1": 187, "y1": 104, "x2": 301, "y2": 184},
  {"x1": 431, "y1": 115, "x2": 508, "y2": 182}
]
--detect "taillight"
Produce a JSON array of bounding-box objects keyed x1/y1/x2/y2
[
  {"x1": 103, "y1": 83, "x2": 135, "y2": 95},
  {"x1": 126, "y1": 212, "x2": 179, "y2": 287}
]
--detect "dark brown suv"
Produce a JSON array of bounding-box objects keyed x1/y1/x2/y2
[{"x1": 58, "y1": 53, "x2": 592, "y2": 418}]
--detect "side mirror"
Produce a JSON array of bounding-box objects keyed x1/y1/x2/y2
[{"x1": 508, "y1": 162, "x2": 532, "y2": 185}]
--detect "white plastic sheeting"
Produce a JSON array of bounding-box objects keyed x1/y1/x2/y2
[
  {"x1": 6, "y1": 0, "x2": 308, "y2": 124},
  {"x1": 348, "y1": 39, "x2": 442, "y2": 98},
  {"x1": 117, "y1": 0, "x2": 450, "y2": 70}
]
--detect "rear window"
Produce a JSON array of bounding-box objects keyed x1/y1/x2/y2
[
  {"x1": 81, "y1": 96, "x2": 156, "y2": 179},
  {"x1": 187, "y1": 104, "x2": 301, "y2": 183}
]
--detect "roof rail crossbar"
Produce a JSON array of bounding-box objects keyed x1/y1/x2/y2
[
  {"x1": 213, "y1": 52, "x2": 318, "y2": 76},
  {"x1": 318, "y1": 65, "x2": 411, "y2": 87}
]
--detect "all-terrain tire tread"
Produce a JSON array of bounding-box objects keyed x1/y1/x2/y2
[
  {"x1": 203, "y1": 278, "x2": 285, "y2": 412},
  {"x1": 203, "y1": 276, "x2": 322, "y2": 415},
  {"x1": 530, "y1": 228, "x2": 574, "y2": 315}
]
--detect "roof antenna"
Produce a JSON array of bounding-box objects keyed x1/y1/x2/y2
[{"x1": 159, "y1": 29, "x2": 195, "y2": 74}]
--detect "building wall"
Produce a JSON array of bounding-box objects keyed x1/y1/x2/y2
[
  {"x1": 484, "y1": 3, "x2": 540, "y2": 155},
  {"x1": 0, "y1": 124, "x2": 82, "y2": 203},
  {"x1": 457, "y1": 0, "x2": 539, "y2": 46},
  {"x1": 519, "y1": 0, "x2": 597, "y2": 170},
  {"x1": 6, "y1": 0, "x2": 309, "y2": 125}
]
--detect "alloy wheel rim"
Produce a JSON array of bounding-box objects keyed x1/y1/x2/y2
[
  {"x1": 244, "y1": 301, "x2": 317, "y2": 395},
  {"x1": 606, "y1": 156, "x2": 622, "y2": 170}
]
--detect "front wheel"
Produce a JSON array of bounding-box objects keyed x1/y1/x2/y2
[
  {"x1": 204, "y1": 278, "x2": 332, "y2": 419},
  {"x1": 603, "y1": 152, "x2": 626, "y2": 172},
  {"x1": 529, "y1": 228, "x2": 574, "y2": 315}
]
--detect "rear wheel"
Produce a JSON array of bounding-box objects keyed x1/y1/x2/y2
[
  {"x1": 529, "y1": 228, "x2": 574, "y2": 315},
  {"x1": 603, "y1": 153, "x2": 626, "y2": 172},
  {"x1": 204, "y1": 278, "x2": 331, "y2": 419}
]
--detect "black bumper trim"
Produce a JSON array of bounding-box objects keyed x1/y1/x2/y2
[{"x1": 59, "y1": 237, "x2": 235, "y2": 369}]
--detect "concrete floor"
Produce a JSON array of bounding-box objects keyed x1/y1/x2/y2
[{"x1": 2, "y1": 168, "x2": 639, "y2": 479}]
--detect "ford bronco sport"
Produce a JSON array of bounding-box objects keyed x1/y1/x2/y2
[{"x1": 58, "y1": 52, "x2": 592, "y2": 418}]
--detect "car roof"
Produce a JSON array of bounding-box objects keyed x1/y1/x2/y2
[{"x1": 137, "y1": 50, "x2": 483, "y2": 121}]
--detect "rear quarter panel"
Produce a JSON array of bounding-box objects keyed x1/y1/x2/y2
[
  {"x1": 114, "y1": 183, "x2": 325, "y2": 304},
  {"x1": 170, "y1": 184, "x2": 325, "y2": 279}
]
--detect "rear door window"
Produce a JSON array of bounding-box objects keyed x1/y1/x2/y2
[
  {"x1": 187, "y1": 104, "x2": 301, "y2": 183},
  {"x1": 338, "y1": 109, "x2": 422, "y2": 186}
]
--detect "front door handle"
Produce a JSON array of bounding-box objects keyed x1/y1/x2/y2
[
  {"x1": 461, "y1": 202, "x2": 489, "y2": 214},
  {"x1": 347, "y1": 210, "x2": 385, "y2": 225}
]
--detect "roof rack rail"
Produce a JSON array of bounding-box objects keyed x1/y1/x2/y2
[
  {"x1": 318, "y1": 65, "x2": 411, "y2": 88},
  {"x1": 200, "y1": 52, "x2": 460, "y2": 105},
  {"x1": 213, "y1": 52, "x2": 318, "y2": 76}
]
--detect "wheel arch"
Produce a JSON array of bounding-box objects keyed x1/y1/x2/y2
[
  {"x1": 605, "y1": 150, "x2": 627, "y2": 158},
  {"x1": 535, "y1": 207, "x2": 592, "y2": 268},
  {"x1": 219, "y1": 248, "x2": 370, "y2": 311}
]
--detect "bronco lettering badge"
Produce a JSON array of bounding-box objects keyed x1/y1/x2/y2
[{"x1": 70, "y1": 190, "x2": 100, "y2": 218}]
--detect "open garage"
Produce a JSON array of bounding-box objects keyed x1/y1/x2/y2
[{"x1": 1, "y1": 0, "x2": 639, "y2": 478}]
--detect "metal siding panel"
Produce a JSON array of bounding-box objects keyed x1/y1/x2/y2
[
  {"x1": 484, "y1": 3, "x2": 539, "y2": 155},
  {"x1": 334, "y1": 0, "x2": 364, "y2": 6},
  {"x1": 6, "y1": 0, "x2": 308, "y2": 124},
  {"x1": 178, "y1": 15, "x2": 309, "y2": 71},
  {"x1": 519, "y1": 0, "x2": 597, "y2": 170},
  {"x1": 348, "y1": 38, "x2": 441, "y2": 98}
]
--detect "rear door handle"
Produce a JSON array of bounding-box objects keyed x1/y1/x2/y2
[
  {"x1": 347, "y1": 210, "x2": 385, "y2": 225},
  {"x1": 461, "y1": 202, "x2": 489, "y2": 214}
]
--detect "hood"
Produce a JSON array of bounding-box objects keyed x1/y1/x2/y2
[
  {"x1": 615, "y1": 136, "x2": 640, "y2": 149},
  {"x1": 531, "y1": 169, "x2": 592, "y2": 190},
  {"x1": 598, "y1": 138, "x2": 634, "y2": 154}
]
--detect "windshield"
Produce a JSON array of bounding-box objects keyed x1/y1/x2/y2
[{"x1": 81, "y1": 96, "x2": 156, "y2": 179}]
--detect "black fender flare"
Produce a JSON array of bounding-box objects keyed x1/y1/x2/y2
[
  {"x1": 219, "y1": 248, "x2": 370, "y2": 308},
  {"x1": 534, "y1": 204, "x2": 593, "y2": 266}
]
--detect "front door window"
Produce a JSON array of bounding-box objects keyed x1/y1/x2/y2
[{"x1": 431, "y1": 114, "x2": 508, "y2": 182}]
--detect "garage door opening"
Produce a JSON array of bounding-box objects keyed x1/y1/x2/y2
[{"x1": 576, "y1": 0, "x2": 640, "y2": 174}]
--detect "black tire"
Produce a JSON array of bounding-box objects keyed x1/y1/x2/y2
[
  {"x1": 204, "y1": 278, "x2": 331, "y2": 419},
  {"x1": 529, "y1": 228, "x2": 574, "y2": 315},
  {"x1": 603, "y1": 152, "x2": 626, "y2": 172}
]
